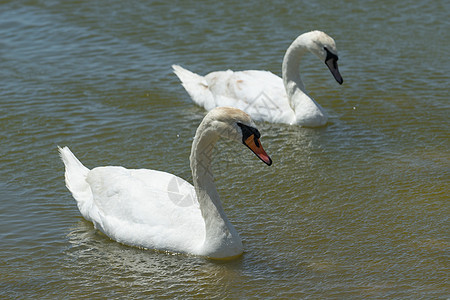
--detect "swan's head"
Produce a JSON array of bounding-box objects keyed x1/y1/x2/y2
[
  {"x1": 205, "y1": 107, "x2": 272, "y2": 166},
  {"x1": 303, "y1": 31, "x2": 344, "y2": 85}
]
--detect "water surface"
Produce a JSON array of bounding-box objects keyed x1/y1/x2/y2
[{"x1": 1, "y1": 0, "x2": 449, "y2": 298}]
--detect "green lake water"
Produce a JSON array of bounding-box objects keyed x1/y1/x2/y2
[{"x1": 1, "y1": 0, "x2": 448, "y2": 298}]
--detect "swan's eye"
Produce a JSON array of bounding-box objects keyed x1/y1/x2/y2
[
  {"x1": 324, "y1": 47, "x2": 338, "y2": 63},
  {"x1": 236, "y1": 122, "x2": 271, "y2": 165},
  {"x1": 237, "y1": 123, "x2": 260, "y2": 144}
]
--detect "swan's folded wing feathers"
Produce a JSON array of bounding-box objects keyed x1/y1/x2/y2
[
  {"x1": 206, "y1": 70, "x2": 293, "y2": 123},
  {"x1": 87, "y1": 167, "x2": 198, "y2": 224},
  {"x1": 85, "y1": 166, "x2": 205, "y2": 251}
]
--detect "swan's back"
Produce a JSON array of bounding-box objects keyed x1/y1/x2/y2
[
  {"x1": 59, "y1": 146, "x2": 205, "y2": 254},
  {"x1": 88, "y1": 167, "x2": 205, "y2": 252},
  {"x1": 173, "y1": 65, "x2": 295, "y2": 124},
  {"x1": 207, "y1": 70, "x2": 294, "y2": 123}
]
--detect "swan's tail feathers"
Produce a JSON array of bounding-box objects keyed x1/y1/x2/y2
[
  {"x1": 172, "y1": 64, "x2": 215, "y2": 110},
  {"x1": 58, "y1": 146, "x2": 93, "y2": 218}
]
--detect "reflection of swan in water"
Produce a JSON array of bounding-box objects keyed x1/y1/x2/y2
[
  {"x1": 65, "y1": 220, "x2": 244, "y2": 291},
  {"x1": 173, "y1": 30, "x2": 343, "y2": 127},
  {"x1": 59, "y1": 107, "x2": 272, "y2": 259},
  {"x1": 65, "y1": 220, "x2": 182, "y2": 276}
]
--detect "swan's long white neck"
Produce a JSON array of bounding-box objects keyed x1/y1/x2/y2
[
  {"x1": 282, "y1": 34, "x2": 327, "y2": 126},
  {"x1": 189, "y1": 120, "x2": 243, "y2": 258}
]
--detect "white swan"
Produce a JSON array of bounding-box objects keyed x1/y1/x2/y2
[
  {"x1": 173, "y1": 30, "x2": 343, "y2": 127},
  {"x1": 59, "y1": 107, "x2": 272, "y2": 259}
]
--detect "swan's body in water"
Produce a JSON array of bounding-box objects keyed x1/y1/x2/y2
[
  {"x1": 173, "y1": 30, "x2": 343, "y2": 127},
  {"x1": 59, "y1": 107, "x2": 272, "y2": 259}
]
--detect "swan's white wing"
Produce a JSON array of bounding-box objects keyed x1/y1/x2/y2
[
  {"x1": 173, "y1": 65, "x2": 295, "y2": 124},
  {"x1": 205, "y1": 70, "x2": 295, "y2": 123},
  {"x1": 86, "y1": 166, "x2": 205, "y2": 253}
]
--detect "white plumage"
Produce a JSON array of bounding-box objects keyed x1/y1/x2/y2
[
  {"x1": 59, "y1": 107, "x2": 272, "y2": 259},
  {"x1": 173, "y1": 30, "x2": 343, "y2": 127}
]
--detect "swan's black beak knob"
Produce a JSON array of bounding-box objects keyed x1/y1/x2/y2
[
  {"x1": 237, "y1": 123, "x2": 272, "y2": 166},
  {"x1": 243, "y1": 134, "x2": 272, "y2": 166}
]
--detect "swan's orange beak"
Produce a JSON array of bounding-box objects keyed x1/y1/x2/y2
[{"x1": 244, "y1": 135, "x2": 272, "y2": 166}]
